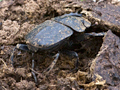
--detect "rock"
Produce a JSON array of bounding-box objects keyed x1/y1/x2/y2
[{"x1": 90, "y1": 30, "x2": 120, "y2": 89}]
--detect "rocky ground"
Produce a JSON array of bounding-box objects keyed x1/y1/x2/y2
[{"x1": 0, "y1": 0, "x2": 120, "y2": 90}]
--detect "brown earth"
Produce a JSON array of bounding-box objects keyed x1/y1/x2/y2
[{"x1": 0, "y1": 0, "x2": 120, "y2": 90}]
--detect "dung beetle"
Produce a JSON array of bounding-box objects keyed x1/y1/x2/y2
[{"x1": 11, "y1": 12, "x2": 105, "y2": 83}]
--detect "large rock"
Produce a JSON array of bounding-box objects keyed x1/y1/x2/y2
[{"x1": 90, "y1": 30, "x2": 120, "y2": 89}]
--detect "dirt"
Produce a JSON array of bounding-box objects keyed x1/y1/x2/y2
[{"x1": 0, "y1": 0, "x2": 120, "y2": 90}]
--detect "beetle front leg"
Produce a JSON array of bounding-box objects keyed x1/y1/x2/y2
[
  {"x1": 85, "y1": 32, "x2": 106, "y2": 37},
  {"x1": 10, "y1": 44, "x2": 29, "y2": 66},
  {"x1": 43, "y1": 53, "x2": 60, "y2": 75}
]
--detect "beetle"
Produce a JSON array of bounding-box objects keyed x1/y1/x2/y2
[{"x1": 11, "y1": 12, "x2": 105, "y2": 83}]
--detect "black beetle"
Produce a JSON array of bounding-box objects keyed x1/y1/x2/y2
[{"x1": 11, "y1": 13, "x2": 105, "y2": 83}]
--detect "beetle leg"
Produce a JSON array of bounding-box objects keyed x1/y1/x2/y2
[
  {"x1": 15, "y1": 44, "x2": 29, "y2": 51},
  {"x1": 11, "y1": 47, "x2": 16, "y2": 66},
  {"x1": 10, "y1": 44, "x2": 29, "y2": 66},
  {"x1": 43, "y1": 53, "x2": 60, "y2": 74},
  {"x1": 85, "y1": 32, "x2": 106, "y2": 37},
  {"x1": 31, "y1": 53, "x2": 38, "y2": 85}
]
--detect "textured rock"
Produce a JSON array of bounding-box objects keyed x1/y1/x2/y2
[{"x1": 90, "y1": 30, "x2": 120, "y2": 89}]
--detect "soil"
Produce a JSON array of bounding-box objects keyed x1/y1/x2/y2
[{"x1": 0, "y1": 0, "x2": 120, "y2": 90}]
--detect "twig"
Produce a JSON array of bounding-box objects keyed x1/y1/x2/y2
[{"x1": 0, "y1": 58, "x2": 7, "y2": 67}]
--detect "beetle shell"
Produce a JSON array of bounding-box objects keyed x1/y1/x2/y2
[
  {"x1": 52, "y1": 15, "x2": 91, "y2": 32},
  {"x1": 25, "y1": 14, "x2": 91, "y2": 52},
  {"x1": 25, "y1": 20, "x2": 73, "y2": 51}
]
